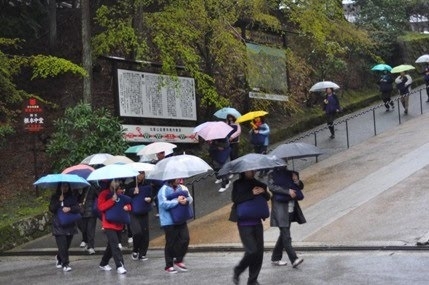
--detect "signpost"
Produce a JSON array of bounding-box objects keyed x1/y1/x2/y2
[{"x1": 23, "y1": 98, "x2": 44, "y2": 196}]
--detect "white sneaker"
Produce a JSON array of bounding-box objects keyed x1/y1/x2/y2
[
  {"x1": 55, "y1": 255, "x2": 62, "y2": 268},
  {"x1": 99, "y1": 264, "x2": 112, "y2": 271},
  {"x1": 272, "y1": 260, "x2": 287, "y2": 266},
  {"x1": 219, "y1": 181, "x2": 231, "y2": 192},
  {"x1": 228, "y1": 174, "x2": 234, "y2": 179},
  {"x1": 79, "y1": 241, "x2": 87, "y2": 248},
  {"x1": 118, "y1": 243, "x2": 123, "y2": 250},
  {"x1": 117, "y1": 266, "x2": 127, "y2": 274},
  {"x1": 292, "y1": 258, "x2": 304, "y2": 268},
  {"x1": 128, "y1": 237, "x2": 133, "y2": 244},
  {"x1": 215, "y1": 178, "x2": 222, "y2": 184},
  {"x1": 87, "y1": 248, "x2": 96, "y2": 255},
  {"x1": 63, "y1": 266, "x2": 72, "y2": 272}
]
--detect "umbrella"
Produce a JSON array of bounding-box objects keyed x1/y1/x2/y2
[
  {"x1": 214, "y1": 107, "x2": 242, "y2": 119},
  {"x1": 34, "y1": 173, "x2": 90, "y2": 189},
  {"x1": 371, "y1": 64, "x2": 392, "y2": 72},
  {"x1": 415, "y1": 54, "x2": 429, "y2": 63},
  {"x1": 137, "y1": 142, "x2": 177, "y2": 156},
  {"x1": 103, "y1": 155, "x2": 134, "y2": 165},
  {"x1": 193, "y1": 121, "x2": 233, "y2": 141},
  {"x1": 80, "y1": 153, "x2": 113, "y2": 165},
  {"x1": 218, "y1": 153, "x2": 286, "y2": 176},
  {"x1": 236, "y1": 111, "x2": 269, "y2": 123},
  {"x1": 86, "y1": 164, "x2": 139, "y2": 181},
  {"x1": 309, "y1": 81, "x2": 340, "y2": 92},
  {"x1": 268, "y1": 142, "x2": 323, "y2": 160},
  {"x1": 128, "y1": 162, "x2": 155, "y2": 173},
  {"x1": 390, "y1": 64, "x2": 415, "y2": 73},
  {"x1": 124, "y1": 144, "x2": 146, "y2": 154},
  {"x1": 62, "y1": 164, "x2": 95, "y2": 179},
  {"x1": 147, "y1": 154, "x2": 213, "y2": 180}
]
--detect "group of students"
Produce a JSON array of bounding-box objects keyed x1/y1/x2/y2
[
  {"x1": 49, "y1": 151, "x2": 192, "y2": 275},
  {"x1": 230, "y1": 166, "x2": 306, "y2": 285},
  {"x1": 210, "y1": 114, "x2": 271, "y2": 192}
]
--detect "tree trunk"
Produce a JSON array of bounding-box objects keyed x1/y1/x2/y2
[
  {"x1": 131, "y1": 1, "x2": 144, "y2": 60},
  {"x1": 81, "y1": 0, "x2": 92, "y2": 104},
  {"x1": 48, "y1": 0, "x2": 57, "y2": 51}
]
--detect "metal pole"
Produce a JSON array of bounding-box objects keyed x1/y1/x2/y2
[
  {"x1": 314, "y1": 132, "x2": 318, "y2": 163},
  {"x1": 372, "y1": 108, "x2": 377, "y2": 136},
  {"x1": 191, "y1": 182, "x2": 196, "y2": 219},
  {"x1": 33, "y1": 133, "x2": 39, "y2": 197},
  {"x1": 420, "y1": 89, "x2": 423, "y2": 115},
  {"x1": 397, "y1": 98, "x2": 401, "y2": 125},
  {"x1": 345, "y1": 119, "x2": 350, "y2": 149}
]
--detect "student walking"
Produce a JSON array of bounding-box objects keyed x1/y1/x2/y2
[
  {"x1": 395, "y1": 71, "x2": 413, "y2": 114},
  {"x1": 323, "y1": 88, "x2": 341, "y2": 139}
]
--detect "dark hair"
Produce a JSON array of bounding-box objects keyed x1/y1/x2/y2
[{"x1": 227, "y1": 114, "x2": 236, "y2": 121}]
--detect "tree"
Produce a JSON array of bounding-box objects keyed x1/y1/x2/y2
[
  {"x1": 0, "y1": 37, "x2": 87, "y2": 144},
  {"x1": 81, "y1": 0, "x2": 92, "y2": 103},
  {"x1": 46, "y1": 102, "x2": 128, "y2": 171}
]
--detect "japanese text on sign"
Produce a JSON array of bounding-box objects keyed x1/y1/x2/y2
[
  {"x1": 24, "y1": 98, "x2": 44, "y2": 132},
  {"x1": 117, "y1": 69, "x2": 197, "y2": 121},
  {"x1": 122, "y1": 124, "x2": 198, "y2": 143}
]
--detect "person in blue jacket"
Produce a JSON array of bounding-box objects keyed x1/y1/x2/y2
[
  {"x1": 209, "y1": 137, "x2": 231, "y2": 192},
  {"x1": 323, "y1": 88, "x2": 341, "y2": 139},
  {"x1": 158, "y1": 178, "x2": 193, "y2": 274}
]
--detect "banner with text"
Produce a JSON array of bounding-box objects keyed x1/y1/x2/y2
[{"x1": 122, "y1": 124, "x2": 198, "y2": 143}]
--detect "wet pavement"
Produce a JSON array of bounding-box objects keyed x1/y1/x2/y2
[{"x1": 3, "y1": 86, "x2": 429, "y2": 284}]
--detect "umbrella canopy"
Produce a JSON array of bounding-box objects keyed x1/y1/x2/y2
[
  {"x1": 415, "y1": 54, "x2": 429, "y2": 63},
  {"x1": 371, "y1": 64, "x2": 392, "y2": 72},
  {"x1": 103, "y1": 155, "x2": 134, "y2": 165},
  {"x1": 218, "y1": 153, "x2": 286, "y2": 176},
  {"x1": 236, "y1": 111, "x2": 269, "y2": 123},
  {"x1": 147, "y1": 154, "x2": 213, "y2": 180},
  {"x1": 124, "y1": 144, "x2": 146, "y2": 154},
  {"x1": 309, "y1": 81, "x2": 340, "y2": 92},
  {"x1": 390, "y1": 64, "x2": 415, "y2": 73},
  {"x1": 193, "y1": 121, "x2": 233, "y2": 141},
  {"x1": 34, "y1": 173, "x2": 90, "y2": 189},
  {"x1": 62, "y1": 164, "x2": 95, "y2": 179},
  {"x1": 214, "y1": 107, "x2": 242, "y2": 119},
  {"x1": 80, "y1": 153, "x2": 113, "y2": 165},
  {"x1": 86, "y1": 164, "x2": 139, "y2": 181},
  {"x1": 268, "y1": 142, "x2": 323, "y2": 160},
  {"x1": 137, "y1": 142, "x2": 177, "y2": 156},
  {"x1": 128, "y1": 162, "x2": 155, "y2": 173}
]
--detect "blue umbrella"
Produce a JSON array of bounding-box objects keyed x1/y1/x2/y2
[
  {"x1": 214, "y1": 107, "x2": 241, "y2": 119},
  {"x1": 34, "y1": 174, "x2": 90, "y2": 189},
  {"x1": 124, "y1": 144, "x2": 146, "y2": 154},
  {"x1": 371, "y1": 64, "x2": 392, "y2": 72}
]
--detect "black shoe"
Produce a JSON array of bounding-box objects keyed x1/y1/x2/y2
[
  {"x1": 385, "y1": 108, "x2": 390, "y2": 112},
  {"x1": 233, "y1": 268, "x2": 240, "y2": 285},
  {"x1": 330, "y1": 134, "x2": 335, "y2": 139},
  {"x1": 404, "y1": 109, "x2": 408, "y2": 115}
]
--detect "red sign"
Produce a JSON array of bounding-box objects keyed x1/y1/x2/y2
[{"x1": 23, "y1": 98, "x2": 44, "y2": 132}]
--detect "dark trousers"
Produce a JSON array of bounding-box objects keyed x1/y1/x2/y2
[
  {"x1": 230, "y1": 142, "x2": 240, "y2": 161},
  {"x1": 213, "y1": 160, "x2": 230, "y2": 187},
  {"x1": 55, "y1": 234, "x2": 73, "y2": 267},
  {"x1": 130, "y1": 213, "x2": 149, "y2": 257},
  {"x1": 326, "y1": 113, "x2": 336, "y2": 135},
  {"x1": 235, "y1": 224, "x2": 264, "y2": 285},
  {"x1": 426, "y1": 85, "x2": 429, "y2": 100},
  {"x1": 381, "y1": 91, "x2": 394, "y2": 109},
  {"x1": 78, "y1": 216, "x2": 97, "y2": 248},
  {"x1": 271, "y1": 222, "x2": 298, "y2": 263},
  {"x1": 100, "y1": 229, "x2": 124, "y2": 268},
  {"x1": 163, "y1": 223, "x2": 190, "y2": 268}
]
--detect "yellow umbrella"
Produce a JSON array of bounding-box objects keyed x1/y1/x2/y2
[{"x1": 236, "y1": 111, "x2": 268, "y2": 123}]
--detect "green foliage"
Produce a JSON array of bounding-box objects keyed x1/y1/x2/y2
[
  {"x1": 0, "y1": 37, "x2": 87, "y2": 143},
  {"x1": 46, "y1": 102, "x2": 129, "y2": 171}
]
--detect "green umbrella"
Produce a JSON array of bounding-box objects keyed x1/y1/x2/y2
[
  {"x1": 125, "y1": 144, "x2": 146, "y2": 154},
  {"x1": 390, "y1": 64, "x2": 415, "y2": 73}
]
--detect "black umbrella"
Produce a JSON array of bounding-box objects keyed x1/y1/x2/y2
[
  {"x1": 218, "y1": 153, "x2": 286, "y2": 176},
  {"x1": 268, "y1": 142, "x2": 323, "y2": 160}
]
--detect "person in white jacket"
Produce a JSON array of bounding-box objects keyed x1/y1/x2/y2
[{"x1": 395, "y1": 71, "x2": 412, "y2": 114}]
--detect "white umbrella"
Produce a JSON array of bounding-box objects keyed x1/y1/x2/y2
[
  {"x1": 103, "y1": 155, "x2": 134, "y2": 165},
  {"x1": 87, "y1": 164, "x2": 139, "y2": 181},
  {"x1": 415, "y1": 54, "x2": 429, "y2": 63},
  {"x1": 309, "y1": 81, "x2": 340, "y2": 92},
  {"x1": 128, "y1": 162, "x2": 155, "y2": 173},
  {"x1": 80, "y1": 153, "x2": 113, "y2": 165},
  {"x1": 147, "y1": 154, "x2": 212, "y2": 180},
  {"x1": 137, "y1": 142, "x2": 177, "y2": 156},
  {"x1": 218, "y1": 153, "x2": 286, "y2": 176}
]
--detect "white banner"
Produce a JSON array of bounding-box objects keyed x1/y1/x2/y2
[
  {"x1": 249, "y1": 91, "x2": 288, "y2": 101},
  {"x1": 117, "y1": 69, "x2": 197, "y2": 120},
  {"x1": 122, "y1": 124, "x2": 198, "y2": 143}
]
